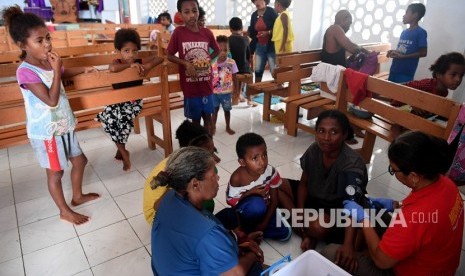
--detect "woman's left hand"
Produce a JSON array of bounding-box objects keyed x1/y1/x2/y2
[
  {"x1": 239, "y1": 241, "x2": 264, "y2": 263},
  {"x1": 335, "y1": 244, "x2": 358, "y2": 273},
  {"x1": 257, "y1": 30, "x2": 269, "y2": 38}
]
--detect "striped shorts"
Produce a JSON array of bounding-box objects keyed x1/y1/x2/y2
[{"x1": 30, "y1": 131, "x2": 83, "y2": 171}]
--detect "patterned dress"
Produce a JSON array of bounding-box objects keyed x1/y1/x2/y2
[{"x1": 96, "y1": 59, "x2": 143, "y2": 144}]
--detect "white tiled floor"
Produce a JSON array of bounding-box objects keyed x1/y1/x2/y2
[{"x1": 1, "y1": 100, "x2": 465, "y2": 275}]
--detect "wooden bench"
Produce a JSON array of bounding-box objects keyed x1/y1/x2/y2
[
  {"x1": 334, "y1": 74, "x2": 461, "y2": 163},
  {"x1": 0, "y1": 43, "x2": 115, "y2": 64},
  {"x1": 0, "y1": 63, "x2": 180, "y2": 156},
  {"x1": 0, "y1": 50, "x2": 156, "y2": 81},
  {"x1": 0, "y1": 26, "x2": 14, "y2": 52},
  {"x1": 279, "y1": 43, "x2": 391, "y2": 135},
  {"x1": 247, "y1": 43, "x2": 391, "y2": 124}
]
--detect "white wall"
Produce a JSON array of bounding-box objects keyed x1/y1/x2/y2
[{"x1": 420, "y1": 0, "x2": 465, "y2": 102}]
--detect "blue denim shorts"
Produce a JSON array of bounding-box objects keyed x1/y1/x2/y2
[
  {"x1": 212, "y1": 93, "x2": 232, "y2": 112},
  {"x1": 184, "y1": 94, "x2": 215, "y2": 120}
]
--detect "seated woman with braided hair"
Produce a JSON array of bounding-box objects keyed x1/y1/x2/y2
[
  {"x1": 142, "y1": 120, "x2": 220, "y2": 225},
  {"x1": 151, "y1": 147, "x2": 263, "y2": 275}
]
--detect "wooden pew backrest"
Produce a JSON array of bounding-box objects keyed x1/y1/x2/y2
[{"x1": 337, "y1": 76, "x2": 461, "y2": 140}]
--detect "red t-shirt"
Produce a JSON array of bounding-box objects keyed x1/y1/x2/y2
[
  {"x1": 167, "y1": 26, "x2": 219, "y2": 98},
  {"x1": 255, "y1": 17, "x2": 270, "y2": 45},
  {"x1": 405, "y1": 78, "x2": 447, "y2": 97},
  {"x1": 379, "y1": 176, "x2": 463, "y2": 276}
]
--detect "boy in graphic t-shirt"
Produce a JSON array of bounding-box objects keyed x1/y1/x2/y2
[
  {"x1": 211, "y1": 35, "x2": 238, "y2": 135},
  {"x1": 167, "y1": 0, "x2": 219, "y2": 134}
]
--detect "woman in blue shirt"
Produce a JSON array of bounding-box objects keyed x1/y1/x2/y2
[{"x1": 151, "y1": 147, "x2": 263, "y2": 275}]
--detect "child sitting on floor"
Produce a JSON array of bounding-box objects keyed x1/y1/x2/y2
[
  {"x1": 97, "y1": 28, "x2": 163, "y2": 171},
  {"x1": 225, "y1": 132, "x2": 291, "y2": 241}
]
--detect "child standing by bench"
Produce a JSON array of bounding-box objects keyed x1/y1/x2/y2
[
  {"x1": 97, "y1": 28, "x2": 163, "y2": 171},
  {"x1": 3, "y1": 5, "x2": 99, "y2": 225},
  {"x1": 167, "y1": 0, "x2": 219, "y2": 134},
  {"x1": 212, "y1": 35, "x2": 237, "y2": 135},
  {"x1": 228, "y1": 17, "x2": 253, "y2": 105},
  {"x1": 272, "y1": 0, "x2": 294, "y2": 54}
]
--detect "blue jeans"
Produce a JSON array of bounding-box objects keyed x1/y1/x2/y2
[
  {"x1": 236, "y1": 196, "x2": 291, "y2": 241},
  {"x1": 254, "y1": 44, "x2": 276, "y2": 80}
]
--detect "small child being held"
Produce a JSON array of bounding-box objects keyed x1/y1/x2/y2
[
  {"x1": 167, "y1": 0, "x2": 220, "y2": 134},
  {"x1": 387, "y1": 3, "x2": 427, "y2": 83},
  {"x1": 272, "y1": 0, "x2": 294, "y2": 54},
  {"x1": 212, "y1": 35, "x2": 238, "y2": 135},
  {"x1": 226, "y1": 133, "x2": 291, "y2": 241},
  {"x1": 3, "y1": 5, "x2": 99, "y2": 225},
  {"x1": 97, "y1": 28, "x2": 163, "y2": 171}
]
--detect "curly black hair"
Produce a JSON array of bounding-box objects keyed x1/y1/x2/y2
[
  {"x1": 216, "y1": 35, "x2": 228, "y2": 44},
  {"x1": 236, "y1": 132, "x2": 266, "y2": 159},
  {"x1": 229, "y1": 17, "x2": 243, "y2": 31},
  {"x1": 114, "y1": 28, "x2": 141, "y2": 51},
  {"x1": 429, "y1": 52, "x2": 465, "y2": 78},
  {"x1": 276, "y1": 0, "x2": 292, "y2": 9}
]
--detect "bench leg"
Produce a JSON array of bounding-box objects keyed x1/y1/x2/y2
[
  {"x1": 144, "y1": 115, "x2": 156, "y2": 150},
  {"x1": 134, "y1": 117, "x2": 141, "y2": 134},
  {"x1": 306, "y1": 106, "x2": 324, "y2": 120},
  {"x1": 160, "y1": 112, "x2": 173, "y2": 156},
  {"x1": 262, "y1": 92, "x2": 272, "y2": 121},
  {"x1": 359, "y1": 132, "x2": 376, "y2": 164},
  {"x1": 286, "y1": 102, "x2": 299, "y2": 137}
]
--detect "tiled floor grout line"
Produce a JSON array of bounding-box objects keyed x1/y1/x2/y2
[{"x1": 8, "y1": 148, "x2": 27, "y2": 276}]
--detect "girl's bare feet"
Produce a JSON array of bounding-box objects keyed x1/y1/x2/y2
[
  {"x1": 71, "y1": 193, "x2": 100, "y2": 206},
  {"x1": 120, "y1": 149, "x2": 131, "y2": 171},
  {"x1": 226, "y1": 127, "x2": 235, "y2": 135},
  {"x1": 60, "y1": 210, "x2": 90, "y2": 225},
  {"x1": 115, "y1": 150, "x2": 123, "y2": 161}
]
